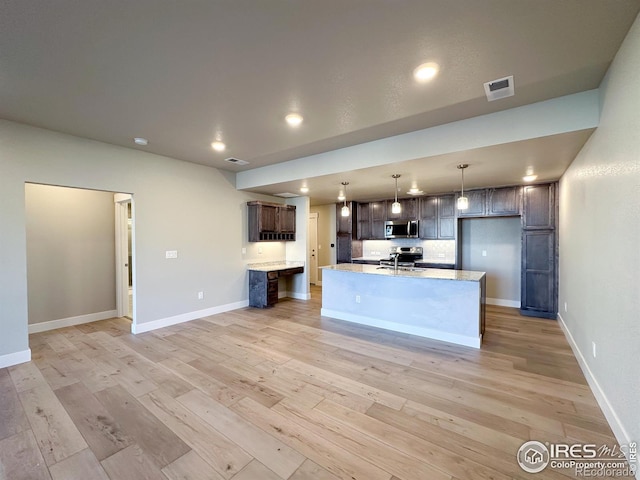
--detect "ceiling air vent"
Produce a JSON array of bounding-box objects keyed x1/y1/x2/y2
[
  {"x1": 483, "y1": 75, "x2": 514, "y2": 102},
  {"x1": 224, "y1": 157, "x2": 249, "y2": 166}
]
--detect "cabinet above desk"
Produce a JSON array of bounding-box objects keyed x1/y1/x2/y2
[{"x1": 247, "y1": 201, "x2": 296, "y2": 242}]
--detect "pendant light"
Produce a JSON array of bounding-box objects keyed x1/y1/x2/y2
[
  {"x1": 457, "y1": 164, "x2": 469, "y2": 210},
  {"x1": 391, "y1": 174, "x2": 402, "y2": 214},
  {"x1": 341, "y1": 182, "x2": 350, "y2": 217}
]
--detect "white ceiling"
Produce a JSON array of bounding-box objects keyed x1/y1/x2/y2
[{"x1": 1, "y1": 1, "x2": 639, "y2": 204}]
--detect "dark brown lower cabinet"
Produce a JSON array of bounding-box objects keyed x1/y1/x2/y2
[
  {"x1": 249, "y1": 267, "x2": 303, "y2": 308},
  {"x1": 520, "y1": 230, "x2": 557, "y2": 318}
]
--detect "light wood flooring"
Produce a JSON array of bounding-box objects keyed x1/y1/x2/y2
[{"x1": 0, "y1": 286, "x2": 628, "y2": 479}]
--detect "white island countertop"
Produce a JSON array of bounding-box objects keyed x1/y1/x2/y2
[{"x1": 322, "y1": 263, "x2": 485, "y2": 282}]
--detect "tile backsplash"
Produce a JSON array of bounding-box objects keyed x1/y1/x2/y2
[{"x1": 362, "y1": 239, "x2": 455, "y2": 264}]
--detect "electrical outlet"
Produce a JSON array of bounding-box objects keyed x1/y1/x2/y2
[
  {"x1": 197, "y1": 291, "x2": 204, "y2": 300},
  {"x1": 355, "y1": 295, "x2": 361, "y2": 304},
  {"x1": 241, "y1": 247, "x2": 246, "y2": 254},
  {"x1": 258, "y1": 247, "x2": 262, "y2": 255},
  {"x1": 592, "y1": 341, "x2": 597, "y2": 358},
  {"x1": 482, "y1": 250, "x2": 487, "y2": 257},
  {"x1": 165, "y1": 250, "x2": 178, "y2": 259},
  {"x1": 564, "y1": 302, "x2": 568, "y2": 313}
]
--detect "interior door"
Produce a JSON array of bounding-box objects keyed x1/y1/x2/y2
[
  {"x1": 114, "y1": 193, "x2": 133, "y2": 323},
  {"x1": 308, "y1": 213, "x2": 318, "y2": 284}
]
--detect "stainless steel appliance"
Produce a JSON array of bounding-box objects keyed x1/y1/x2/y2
[
  {"x1": 384, "y1": 220, "x2": 419, "y2": 239},
  {"x1": 379, "y1": 246, "x2": 423, "y2": 268}
]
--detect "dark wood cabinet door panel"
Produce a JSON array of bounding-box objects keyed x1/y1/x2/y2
[
  {"x1": 279, "y1": 206, "x2": 296, "y2": 233},
  {"x1": 457, "y1": 190, "x2": 486, "y2": 217},
  {"x1": 387, "y1": 197, "x2": 418, "y2": 221},
  {"x1": 357, "y1": 203, "x2": 371, "y2": 239},
  {"x1": 419, "y1": 196, "x2": 437, "y2": 239},
  {"x1": 488, "y1": 187, "x2": 521, "y2": 216},
  {"x1": 438, "y1": 194, "x2": 456, "y2": 219},
  {"x1": 523, "y1": 184, "x2": 555, "y2": 229},
  {"x1": 521, "y1": 230, "x2": 556, "y2": 318},
  {"x1": 336, "y1": 234, "x2": 352, "y2": 263}
]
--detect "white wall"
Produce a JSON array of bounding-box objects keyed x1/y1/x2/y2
[
  {"x1": 461, "y1": 217, "x2": 521, "y2": 305},
  {"x1": 25, "y1": 184, "x2": 116, "y2": 325},
  {"x1": 558, "y1": 14, "x2": 640, "y2": 449},
  {"x1": 0, "y1": 120, "x2": 291, "y2": 365}
]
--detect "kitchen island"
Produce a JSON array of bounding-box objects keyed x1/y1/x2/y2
[{"x1": 320, "y1": 264, "x2": 486, "y2": 348}]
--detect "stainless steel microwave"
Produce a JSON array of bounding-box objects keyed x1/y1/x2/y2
[{"x1": 384, "y1": 220, "x2": 419, "y2": 239}]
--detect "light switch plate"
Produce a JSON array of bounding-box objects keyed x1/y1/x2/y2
[{"x1": 165, "y1": 250, "x2": 178, "y2": 259}]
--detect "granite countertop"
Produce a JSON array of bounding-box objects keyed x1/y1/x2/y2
[
  {"x1": 321, "y1": 263, "x2": 485, "y2": 281},
  {"x1": 247, "y1": 261, "x2": 305, "y2": 272}
]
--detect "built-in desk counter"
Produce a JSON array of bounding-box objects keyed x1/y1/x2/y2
[
  {"x1": 248, "y1": 261, "x2": 304, "y2": 308},
  {"x1": 321, "y1": 264, "x2": 486, "y2": 348}
]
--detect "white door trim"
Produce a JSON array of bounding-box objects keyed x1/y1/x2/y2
[
  {"x1": 308, "y1": 212, "x2": 319, "y2": 285},
  {"x1": 114, "y1": 194, "x2": 134, "y2": 328}
]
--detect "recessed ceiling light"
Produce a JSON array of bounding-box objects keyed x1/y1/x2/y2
[
  {"x1": 300, "y1": 186, "x2": 309, "y2": 193},
  {"x1": 413, "y1": 62, "x2": 439, "y2": 82},
  {"x1": 285, "y1": 113, "x2": 303, "y2": 127},
  {"x1": 133, "y1": 137, "x2": 148, "y2": 146},
  {"x1": 523, "y1": 166, "x2": 537, "y2": 182},
  {"x1": 211, "y1": 141, "x2": 226, "y2": 152}
]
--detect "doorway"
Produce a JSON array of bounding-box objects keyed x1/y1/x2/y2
[
  {"x1": 308, "y1": 212, "x2": 318, "y2": 285},
  {"x1": 25, "y1": 184, "x2": 131, "y2": 334}
]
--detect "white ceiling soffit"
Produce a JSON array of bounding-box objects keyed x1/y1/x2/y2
[
  {"x1": 247, "y1": 129, "x2": 595, "y2": 206},
  {"x1": 236, "y1": 90, "x2": 599, "y2": 191}
]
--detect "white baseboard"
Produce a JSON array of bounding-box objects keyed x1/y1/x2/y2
[
  {"x1": 287, "y1": 291, "x2": 311, "y2": 300},
  {"x1": 0, "y1": 349, "x2": 31, "y2": 369},
  {"x1": 28, "y1": 310, "x2": 118, "y2": 334},
  {"x1": 321, "y1": 308, "x2": 481, "y2": 349},
  {"x1": 486, "y1": 297, "x2": 520, "y2": 308},
  {"x1": 557, "y1": 313, "x2": 634, "y2": 467},
  {"x1": 132, "y1": 300, "x2": 249, "y2": 334}
]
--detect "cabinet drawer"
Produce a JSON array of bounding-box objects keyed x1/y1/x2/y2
[{"x1": 280, "y1": 267, "x2": 303, "y2": 276}]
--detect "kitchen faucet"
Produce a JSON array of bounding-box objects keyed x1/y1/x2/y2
[{"x1": 392, "y1": 252, "x2": 400, "y2": 271}]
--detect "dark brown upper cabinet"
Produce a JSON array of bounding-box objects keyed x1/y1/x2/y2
[
  {"x1": 247, "y1": 201, "x2": 296, "y2": 241},
  {"x1": 456, "y1": 189, "x2": 487, "y2": 217},
  {"x1": 369, "y1": 201, "x2": 387, "y2": 239},
  {"x1": 386, "y1": 197, "x2": 419, "y2": 221},
  {"x1": 357, "y1": 202, "x2": 372, "y2": 240},
  {"x1": 419, "y1": 195, "x2": 455, "y2": 239},
  {"x1": 488, "y1": 186, "x2": 522, "y2": 216},
  {"x1": 336, "y1": 202, "x2": 361, "y2": 263},
  {"x1": 522, "y1": 184, "x2": 555, "y2": 229}
]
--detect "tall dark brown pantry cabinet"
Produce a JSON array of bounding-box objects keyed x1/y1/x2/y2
[{"x1": 520, "y1": 183, "x2": 558, "y2": 319}]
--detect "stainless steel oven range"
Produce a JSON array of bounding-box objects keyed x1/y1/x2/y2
[{"x1": 379, "y1": 246, "x2": 423, "y2": 268}]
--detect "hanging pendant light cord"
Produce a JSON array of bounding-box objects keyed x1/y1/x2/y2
[{"x1": 394, "y1": 176, "x2": 398, "y2": 203}]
